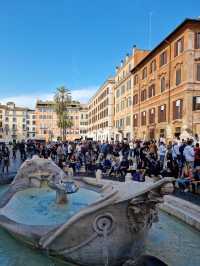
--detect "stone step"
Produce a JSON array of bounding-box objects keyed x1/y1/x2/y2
[
  {"x1": 160, "y1": 196, "x2": 200, "y2": 231},
  {"x1": 164, "y1": 195, "x2": 200, "y2": 216}
]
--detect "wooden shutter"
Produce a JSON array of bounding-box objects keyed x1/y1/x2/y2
[
  {"x1": 158, "y1": 106, "x2": 160, "y2": 123},
  {"x1": 174, "y1": 42, "x2": 177, "y2": 57},
  {"x1": 164, "y1": 104, "x2": 166, "y2": 121},
  {"x1": 148, "y1": 87, "x2": 151, "y2": 98},
  {"x1": 197, "y1": 64, "x2": 200, "y2": 81},
  {"x1": 180, "y1": 99, "x2": 183, "y2": 118},
  {"x1": 153, "y1": 84, "x2": 155, "y2": 96},
  {"x1": 173, "y1": 101, "x2": 176, "y2": 120},
  {"x1": 181, "y1": 37, "x2": 184, "y2": 52},
  {"x1": 195, "y1": 32, "x2": 197, "y2": 49}
]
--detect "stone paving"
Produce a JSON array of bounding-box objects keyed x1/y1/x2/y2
[{"x1": 0, "y1": 151, "x2": 22, "y2": 183}]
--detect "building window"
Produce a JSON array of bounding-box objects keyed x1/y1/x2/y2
[
  {"x1": 174, "y1": 37, "x2": 184, "y2": 57},
  {"x1": 173, "y1": 99, "x2": 183, "y2": 119},
  {"x1": 160, "y1": 50, "x2": 167, "y2": 67},
  {"x1": 134, "y1": 74, "x2": 138, "y2": 85},
  {"x1": 133, "y1": 114, "x2": 138, "y2": 127},
  {"x1": 158, "y1": 104, "x2": 166, "y2": 122},
  {"x1": 149, "y1": 108, "x2": 155, "y2": 124},
  {"x1": 160, "y1": 76, "x2": 166, "y2": 92},
  {"x1": 116, "y1": 103, "x2": 119, "y2": 113},
  {"x1": 160, "y1": 129, "x2": 166, "y2": 138},
  {"x1": 121, "y1": 100, "x2": 125, "y2": 110},
  {"x1": 119, "y1": 118, "x2": 125, "y2": 128},
  {"x1": 126, "y1": 116, "x2": 131, "y2": 126},
  {"x1": 148, "y1": 84, "x2": 155, "y2": 98},
  {"x1": 127, "y1": 79, "x2": 131, "y2": 90},
  {"x1": 193, "y1": 96, "x2": 200, "y2": 110},
  {"x1": 133, "y1": 94, "x2": 138, "y2": 105},
  {"x1": 127, "y1": 96, "x2": 132, "y2": 107},
  {"x1": 116, "y1": 88, "x2": 120, "y2": 98},
  {"x1": 141, "y1": 89, "x2": 147, "y2": 101},
  {"x1": 176, "y1": 68, "x2": 181, "y2": 85},
  {"x1": 141, "y1": 111, "x2": 146, "y2": 126},
  {"x1": 142, "y1": 67, "x2": 147, "y2": 79},
  {"x1": 150, "y1": 59, "x2": 156, "y2": 73},
  {"x1": 197, "y1": 63, "x2": 200, "y2": 81},
  {"x1": 194, "y1": 32, "x2": 200, "y2": 49},
  {"x1": 121, "y1": 85, "x2": 125, "y2": 95}
]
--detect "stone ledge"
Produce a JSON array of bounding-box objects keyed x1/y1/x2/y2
[{"x1": 160, "y1": 195, "x2": 200, "y2": 231}]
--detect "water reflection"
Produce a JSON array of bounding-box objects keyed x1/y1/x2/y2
[{"x1": 146, "y1": 211, "x2": 200, "y2": 266}]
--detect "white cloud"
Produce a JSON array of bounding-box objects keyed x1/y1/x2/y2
[
  {"x1": 0, "y1": 86, "x2": 98, "y2": 109},
  {"x1": 71, "y1": 86, "x2": 98, "y2": 103}
]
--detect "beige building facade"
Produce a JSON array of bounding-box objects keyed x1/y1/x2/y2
[
  {"x1": 35, "y1": 100, "x2": 88, "y2": 141},
  {"x1": 79, "y1": 104, "x2": 88, "y2": 140},
  {"x1": 88, "y1": 78, "x2": 115, "y2": 141},
  {"x1": 0, "y1": 102, "x2": 36, "y2": 142},
  {"x1": 114, "y1": 48, "x2": 149, "y2": 141}
]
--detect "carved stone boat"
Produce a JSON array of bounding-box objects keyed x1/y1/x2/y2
[{"x1": 0, "y1": 156, "x2": 173, "y2": 266}]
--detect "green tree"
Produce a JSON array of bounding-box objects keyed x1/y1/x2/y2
[{"x1": 54, "y1": 86, "x2": 73, "y2": 141}]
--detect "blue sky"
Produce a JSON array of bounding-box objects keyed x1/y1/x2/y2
[{"x1": 0, "y1": 0, "x2": 199, "y2": 107}]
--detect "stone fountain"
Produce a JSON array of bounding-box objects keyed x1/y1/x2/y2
[{"x1": 0, "y1": 156, "x2": 173, "y2": 266}]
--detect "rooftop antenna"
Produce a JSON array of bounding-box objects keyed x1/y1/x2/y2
[{"x1": 148, "y1": 12, "x2": 153, "y2": 50}]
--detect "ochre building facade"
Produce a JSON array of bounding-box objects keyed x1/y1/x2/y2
[
  {"x1": 35, "y1": 100, "x2": 88, "y2": 141},
  {"x1": 110, "y1": 18, "x2": 200, "y2": 141},
  {"x1": 129, "y1": 18, "x2": 200, "y2": 140}
]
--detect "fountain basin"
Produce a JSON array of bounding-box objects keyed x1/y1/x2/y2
[
  {"x1": 0, "y1": 157, "x2": 174, "y2": 266},
  {"x1": 0, "y1": 187, "x2": 100, "y2": 226}
]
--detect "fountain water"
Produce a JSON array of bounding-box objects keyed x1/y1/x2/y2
[{"x1": 0, "y1": 156, "x2": 175, "y2": 266}]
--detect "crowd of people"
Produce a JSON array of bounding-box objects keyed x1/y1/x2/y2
[{"x1": 0, "y1": 136, "x2": 200, "y2": 193}]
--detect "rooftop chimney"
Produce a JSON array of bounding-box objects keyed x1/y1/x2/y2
[
  {"x1": 125, "y1": 53, "x2": 129, "y2": 62},
  {"x1": 132, "y1": 44, "x2": 137, "y2": 55}
]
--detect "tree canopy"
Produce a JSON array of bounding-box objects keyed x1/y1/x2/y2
[{"x1": 54, "y1": 86, "x2": 73, "y2": 140}]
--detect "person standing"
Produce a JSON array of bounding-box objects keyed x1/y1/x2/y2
[
  {"x1": 2, "y1": 146, "x2": 10, "y2": 174},
  {"x1": 183, "y1": 140, "x2": 195, "y2": 178},
  {"x1": 57, "y1": 144, "x2": 64, "y2": 168},
  {"x1": 19, "y1": 141, "x2": 26, "y2": 161},
  {"x1": 194, "y1": 143, "x2": 200, "y2": 168},
  {"x1": 12, "y1": 142, "x2": 17, "y2": 160},
  {"x1": 158, "y1": 142, "x2": 166, "y2": 167}
]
